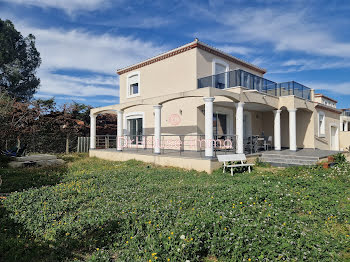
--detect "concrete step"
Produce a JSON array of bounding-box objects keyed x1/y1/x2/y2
[
  {"x1": 260, "y1": 156, "x2": 318, "y2": 163},
  {"x1": 259, "y1": 154, "x2": 318, "y2": 166},
  {"x1": 260, "y1": 158, "x2": 317, "y2": 166},
  {"x1": 261, "y1": 153, "x2": 319, "y2": 161}
]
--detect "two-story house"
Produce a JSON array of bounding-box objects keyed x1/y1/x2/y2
[{"x1": 89, "y1": 39, "x2": 345, "y2": 172}]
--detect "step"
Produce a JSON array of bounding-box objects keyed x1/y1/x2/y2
[
  {"x1": 260, "y1": 156, "x2": 318, "y2": 164},
  {"x1": 261, "y1": 153, "x2": 319, "y2": 161}
]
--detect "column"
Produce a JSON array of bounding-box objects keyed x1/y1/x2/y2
[
  {"x1": 154, "y1": 105, "x2": 162, "y2": 154},
  {"x1": 235, "y1": 102, "x2": 245, "y2": 154},
  {"x1": 90, "y1": 113, "x2": 96, "y2": 149},
  {"x1": 345, "y1": 121, "x2": 349, "y2": 132},
  {"x1": 273, "y1": 110, "x2": 281, "y2": 151},
  {"x1": 288, "y1": 109, "x2": 297, "y2": 151},
  {"x1": 204, "y1": 97, "x2": 215, "y2": 158},
  {"x1": 117, "y1": 110, "x2": 123, "y2": 151}
]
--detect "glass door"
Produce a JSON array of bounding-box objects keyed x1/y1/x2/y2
[{"x1": 128, "y1": 118, "x2": 143, "y2": 144}]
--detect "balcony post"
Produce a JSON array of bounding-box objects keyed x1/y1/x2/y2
[
  {"x1": 117, "y1": 110, "x2": 124, "y2": 151},
  {"x1": 90, "y1": 113, "x2": 96, "y2": 149},
  {"x1": 235, "y1": 102, "x2": 245, "y2": 154},
  {"x1": 288, "y1": 109, "x2": 297, "y2": 151},
  {"x1": 204, "y1": 97, "x2": 215, "y2": 158},
  {"x1": 273, "y1": 110, "x2": 282, "y2": 151},
  {"x1": 153, "y1": 105, "x2": 162, "y2": 154}
]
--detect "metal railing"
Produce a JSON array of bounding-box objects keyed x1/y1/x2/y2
[
  {"x1": 342, "y1": 110, "x2": 350, "y2": 117},
  {"x1": 94, "y1": 134, "x2": 274, "y2": 157},
  {"x1": 198, "y1": 69, "x2": 311, "y2": 100}
]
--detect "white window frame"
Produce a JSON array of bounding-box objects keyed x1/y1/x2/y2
[
  {"x1": 212, "y1": 58, "x2": 230, "y2": 89},
  {"x1": 318, "y1": 111, "x2": 326, "y2": 137},
  {"x1": 124, "y1": 112, "x2": 145, "y2": 147},
  {"x1": 212, "y1": 58, "x2": 229, "y2": 75},
  {"x1": 329, "y1": 123, "x2": 339, "y2": 151},
  {"x1": 126, "y1": 71, "x2": 140, "y2": 98}
]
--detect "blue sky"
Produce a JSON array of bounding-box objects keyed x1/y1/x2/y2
[{"x1": 1, "y1": 0, "x2": 350, "y2": 108}]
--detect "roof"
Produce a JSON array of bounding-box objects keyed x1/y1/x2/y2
[
  {"x1": 315, "y1": 103, "x2": 341, "y2": 114},
  {"x1": 116, "y1": 39, "x2": 267, "y2": 75},
  {"x1": 314, "y1": 93, "x2": 338, "y2": 103}
]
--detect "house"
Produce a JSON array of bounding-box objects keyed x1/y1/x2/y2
[
  {"x1": 340, "y1": 108, "x2": 350, "y2": 151},
  {"x1": 89, "y1": 39, "x2": 347, "y2": 172}
]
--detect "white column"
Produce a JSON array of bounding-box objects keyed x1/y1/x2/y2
[
  {"x1": 235, "y1": 102, "x2": 245, "y2": 154},
  {"x1": 204, "y1": 97, "x2": 215, "y2": 158},
  {"x1": 117, "y1": 110, "x2": 123, "y2": 151},
  {"x1": 90, "y1": 114, "x2": 96, "y2": 149},
  {"x1": 154, "y1": 105, "x2": 162, "y2": 154},
  {"x1": 288, "y1": 109, "x2": 297, "y2": 151},
  {"x1": 345, "y1": 121, "x2": 349, "y2": 132},
  {"x1": 273, "y1": 110, "x2": 281, "y2": 151}
]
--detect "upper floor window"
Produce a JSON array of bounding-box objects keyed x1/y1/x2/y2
[
  {"x1": 318, "y1": 111, "x2": 325, "y2": 137},
  {"x1": 127, "y1": 72, "x2": 140, "y2": 97},
  {"x1": 212, "y1": 59, "x2": 229, "y2": 89}
]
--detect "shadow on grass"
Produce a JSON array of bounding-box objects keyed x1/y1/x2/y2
[
  {"x1": 0, "y1": 203, "x2": 125, "y2": 262},
  {"x1": 0, "y1": 164, "x2": 68, "y2": 261}
]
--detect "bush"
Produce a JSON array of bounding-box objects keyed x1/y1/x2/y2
[{"x1": 333, "y1": 153, "x2": 347, "y2": 164}]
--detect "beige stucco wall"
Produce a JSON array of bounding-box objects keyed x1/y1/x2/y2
[
  {"x1": 119, "y1": 48, "x2": 197, "y2": 103},
  {"x1": 196, "y1": 48, "x2": 264, "y2": 79},
  {"x1": 339, "y1": 132, "x2": 350, "y2": 151},
  {"x1": 314, "y1": 108, "x2": 341, "y2": 150}
]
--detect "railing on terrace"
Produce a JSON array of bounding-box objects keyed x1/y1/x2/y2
[
  {"x1": 198, "y1": 69, "x2": 311, "y2": 100},
  {"x1": 94, "y1": 134, "x2": 272, "y2": 157},
  {"x1": 342, "y1": 110, "x2": 350, "y2": 117}
]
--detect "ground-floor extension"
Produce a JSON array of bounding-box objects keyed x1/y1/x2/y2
[{"x1": 90, "y1": 87, "x2": 343, "y2": 161}]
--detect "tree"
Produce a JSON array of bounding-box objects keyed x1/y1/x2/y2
[{"x1": 0, "y1": 19, "x2": 41, "y2": 101}]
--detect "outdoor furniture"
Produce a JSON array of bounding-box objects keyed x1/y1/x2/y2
[
  {"x1": 1, "y1": 144, "x2": 27, "y2": 157},
  {"x1": 217, "y1": 154, "x2": 255, "y2": 175},
  {"x1": 244, "y1": 136, "x2": 259, "y2": 154},
  {"x1": 264, "y1": 136, "x2": 273, "y2": 151}
]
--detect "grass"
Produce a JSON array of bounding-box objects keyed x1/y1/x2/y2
[{"x1": 0, "y1": 154, "x2": 349, "y2": 261}]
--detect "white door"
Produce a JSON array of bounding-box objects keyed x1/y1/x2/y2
[{"x1": 330, "y1": 126, "x2": 338, "y2": 150}]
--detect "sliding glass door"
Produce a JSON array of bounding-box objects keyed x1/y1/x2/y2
[{"x1": 128, "y1": 118, "x2": 143, "y2": 144}]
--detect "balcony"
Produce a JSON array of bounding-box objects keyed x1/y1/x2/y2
[
  {"x1": 343, "y1": 110, "x2": 350, "y2": 117},
  {"x1": 198, "y1": 69, "x2": 311, "y2": 100}
]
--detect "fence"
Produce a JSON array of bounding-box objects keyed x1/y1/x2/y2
[
  {"x1": 1, "y1": 134, "x2": 80, "y2": 154},
  {"x1": 77, "y1": 137, "x2": 91, "y2": 153}
]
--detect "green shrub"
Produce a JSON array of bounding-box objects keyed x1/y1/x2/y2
[{"x1": 333, "y1": 153, "x2": 347, "y2": 164}]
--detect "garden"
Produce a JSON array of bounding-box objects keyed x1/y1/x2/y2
[{"x1": 0, "y1": 154, "x2": 349, "y2": 261}]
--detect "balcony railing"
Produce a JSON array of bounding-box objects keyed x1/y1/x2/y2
[
  {"x1": 198, "y1": 69, "x2": 311, "y2": 100},
  {"x1": 343, "y1": 110, "x2": 350, "y2": 117}
]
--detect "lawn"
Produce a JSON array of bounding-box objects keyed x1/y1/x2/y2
[{"x1": 0, "y1": 155, "x2": 349, "y2": 261}]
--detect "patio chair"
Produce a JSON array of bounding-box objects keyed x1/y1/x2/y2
[
  {"x1": 264, "y1": 136, "x2": 273, "y2": 151},
  {"x1": 1, "y1": 144, "x2": 27, "y2": 157}
]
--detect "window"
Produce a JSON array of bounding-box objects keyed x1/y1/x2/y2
[
  {"x1": 212, "y1": 59, "x2": 229, "y2": 89},
  {"x1": 318, "y1": 111, "x2": 325, "y2": 137},
  {"x1": 213, "y1": 113, "x2": 227, "y2": 138},
  {"x1": 127, "y1": 118, "x2": 143, "y2": 144},
  {"x1": 127, "y1": 72, "x2": 140, "y2": 97}
]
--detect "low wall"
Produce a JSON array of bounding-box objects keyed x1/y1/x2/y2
[
  {"x1": 339, "y1": 132, "x2": 350, "y2": 151},
  {"x1": 89, "y1": 149, "x2": 223, "y2": 173}
]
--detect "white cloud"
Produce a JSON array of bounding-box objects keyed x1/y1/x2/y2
[
  {"x1": 1, "y1": 0, "x2": 112, "y2": 15},
  {"x1": 17, "y1": 25, "x2": 167, "y2": 74},
  {"x1": 197, "y1": 7, "x2": 350, "y2": 58},
  {"x1": 6, "y1": 22, "x2": 167, "y2": 101},
  {"x1": 37, "y1": 69, "x2": 119, "y2": 98},
  {"x1": 268, "y1": 58, "x2": 350, "y2": 73},
  {"x1": 216, "y1": 45, "x2": 253, "y2": 55},
  {"x1": 306, "y1": 82, "x2": 350, "y2": 95}
]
